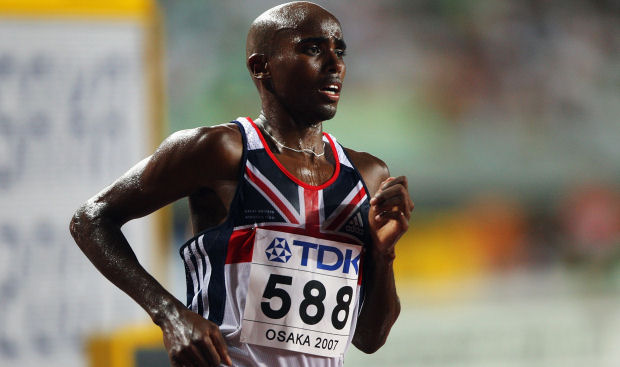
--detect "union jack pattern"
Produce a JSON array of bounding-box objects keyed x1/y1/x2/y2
[
  {"x1": 179, "y1": 117, "x2": 371, "y2": 366},
  {"x1": 240, "y1": 158, "x2": 368, "y2": 242}
]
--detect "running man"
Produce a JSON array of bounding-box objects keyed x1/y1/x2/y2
[{"x1": 70, "y1": 2, "x2": 413, "y2": 366}]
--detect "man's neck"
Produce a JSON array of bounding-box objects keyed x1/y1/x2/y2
[{"x1": 255, "y1": 110, "x2": 325, "y2": 155}]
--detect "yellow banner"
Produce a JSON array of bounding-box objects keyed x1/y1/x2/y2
[{"x1": 0, "y1": 0, "x2": 154, "y2": 18}]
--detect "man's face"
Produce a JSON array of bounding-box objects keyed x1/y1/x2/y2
[{"x1": 267, "y1": 13, "x2": 346, "y2": 123}]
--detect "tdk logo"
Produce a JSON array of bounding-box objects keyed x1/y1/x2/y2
[
  {"x1": 265, "y1": 237, "x2": 292, "y2": 263},
  {"x1": 293, "y1": 240, "x2": 360, "y2": 275}
]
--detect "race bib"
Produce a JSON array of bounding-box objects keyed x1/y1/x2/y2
[{"x1": 240, "y1": 229, "x2": 361, "y2": 357}]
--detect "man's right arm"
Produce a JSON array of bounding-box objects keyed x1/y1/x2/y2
[{"x1": 69, "y1": 124, "x2": 242, "y2": 367}]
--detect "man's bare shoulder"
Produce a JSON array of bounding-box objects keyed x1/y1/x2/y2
[
  {"x1": 158, "y1": 123, "x2": 242, "y2": 171},
  {"x1": 164, "y1": 123, "x2": 242, "y2": 157},
  {"x1": 137, "y1": 123, "x2": 244, "y2": 194},
  {"x1": 343, "y1": 148, "x2": 389, "y2": 196},
  {"x1": 83, "y1": 123, "x2": 243, "y2": 223}
]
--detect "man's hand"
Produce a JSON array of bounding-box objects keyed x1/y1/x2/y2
[
  {"x1": 160, "y1": 306, "x2": 232, "y2": 367},
  {"x1": 69, "y1": 126, "x2": 243, "y2": 366},
  {"x1": 368, "y1": 176, "x2": 414, "y2": 258}
]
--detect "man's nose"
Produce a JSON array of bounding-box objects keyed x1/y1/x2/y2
[{"x1": 325, "y1": 51, "x2": 344, "y2": 75}]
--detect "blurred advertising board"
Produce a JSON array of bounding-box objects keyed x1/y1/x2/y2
[{"x1": 0, "y1": 1, "x2": 165, "y2": 366}]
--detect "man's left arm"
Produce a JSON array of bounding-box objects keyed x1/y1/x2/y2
[{"x1": 350, "y1": 155, "x2": 414, "y2": 353}]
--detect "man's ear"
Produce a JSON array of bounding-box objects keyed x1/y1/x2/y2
[{"x1": 248, "y1": 53, "x2": 270, "y2": 79}]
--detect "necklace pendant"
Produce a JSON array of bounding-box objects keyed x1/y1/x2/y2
[{"x1": 261, "y1": 125, "x2": 326, "y2": 157}]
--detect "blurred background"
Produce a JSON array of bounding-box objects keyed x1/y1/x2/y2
[{"x1": 1, "y1": 0, "x2": 619, "y2": 366}]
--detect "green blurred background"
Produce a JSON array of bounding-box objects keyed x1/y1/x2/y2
[
  {"x1": 1, "y1": 0, "x2": 619, "y2": 366},
  {"x1": 161, "y1": 1, "x2": 620, "y2": 365}
]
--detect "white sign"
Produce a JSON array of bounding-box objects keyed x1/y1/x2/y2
[
  {"x1": 241, "y1": 229, "x2": 361, "y2": 357},
  {"x1": 0, "y1": 19, "x2": 155, "y2": 367}
]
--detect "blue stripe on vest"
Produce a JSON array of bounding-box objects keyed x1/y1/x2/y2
[{"x1": 203, "y1": 220, "x2": 234, "y2": 325}]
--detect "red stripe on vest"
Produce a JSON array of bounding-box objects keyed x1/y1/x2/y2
[
  {"x1": 245, "y1": 166, "x2": 300, "y2": 224},
  {"x1": 326, "y1": 188, "x2": 367, "y2": 231},
  {"x1": 225, "y1": 228, "x2": 255, "y2": 264}
]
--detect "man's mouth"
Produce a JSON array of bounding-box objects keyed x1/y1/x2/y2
[{"x1": 319, "y1": 83, "x2": 341, "y2": 101}]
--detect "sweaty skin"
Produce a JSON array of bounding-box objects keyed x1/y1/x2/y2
[{"x1": 70, "y1": 2, "x2": 413, "y2": 366}]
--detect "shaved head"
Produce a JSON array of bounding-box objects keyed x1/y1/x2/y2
[
  {"x1": 246, "y1": 2, "x2": 346, "y2": 123},
  {"x1": 246, "y1": 1, "x2": 339, "y2": 60}
]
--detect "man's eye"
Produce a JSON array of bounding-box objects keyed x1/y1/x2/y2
[
  {"x1": 307, "y1": 45, "x2": 320, "y2": 55},
  {"x1": 336, "y1": 49, "x2": 346, "y2": 57}
]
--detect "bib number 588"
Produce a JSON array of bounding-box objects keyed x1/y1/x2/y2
[{"x1": 261, "y1": 274, "x2": 353, "y2": 330}]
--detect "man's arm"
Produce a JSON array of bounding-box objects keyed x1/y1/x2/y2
[
  {"x1": 69, "y1": 124, "x2": 241, "y2": 367},
  {"x1": 346, "y1": 150, "x2": 414, "y2": 353}
]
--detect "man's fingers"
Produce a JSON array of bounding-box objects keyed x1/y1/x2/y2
[
  {"x1": 169, "y1": 345, "x2": 190, "y2": 367},
  {"x1": 211, "y1": 331, "x2": 233, "y2": 366},
  {"x1": 374, "y1": 209, "x2": 409, "y2": 230},
  {"x1": 370, "y1": 185, "x2": 412, "y2": 212},
  {"x1": 380, "y1": 176, "x2": 396, "y2": 188},
  {"x1": 189, "y1": 344, "x2": 211, "y2": 366},
  {"x1": 380, "y1": 176, "x2": 408, "y2": 190},
  {"x1": 172, "y1": 347, "x2": 198, "y2": 367},
  {"x1": 374, "y1": 208, "x2": 408, "y2": 221},
  {"x1": 371, "y1": 176, "x2": 410, "y2": 209},
  {"x1": 196, "y1": 336, "x2": 221, "y2": 366},
  {"x1": 163, "y1": 310, "x2": 230, "y2": 367},
  {"x1": 373, "y1": 197, "x2": 412, "y2": 216}
]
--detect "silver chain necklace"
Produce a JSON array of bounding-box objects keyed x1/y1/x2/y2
[{"x1": 258, "y1": 119, "x2": 326, "y2": 158}]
